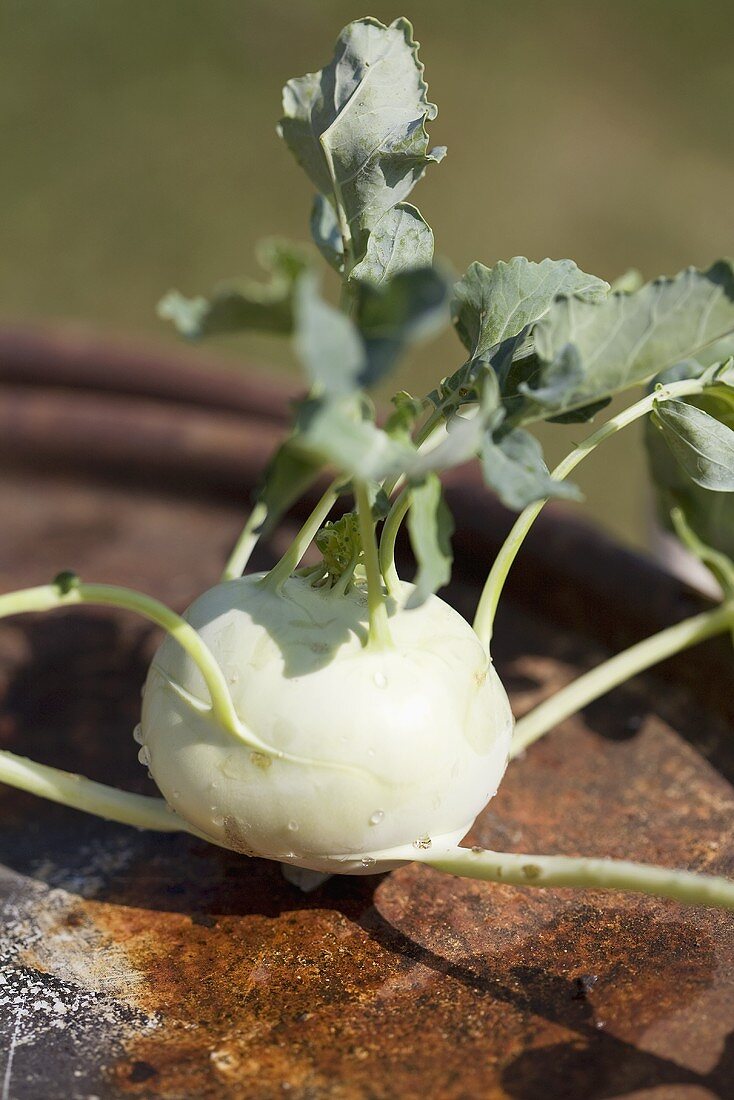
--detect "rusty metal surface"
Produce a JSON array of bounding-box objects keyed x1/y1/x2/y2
[{"x1": 1, "y1": 333, "x2": 733, "y2": 1099}]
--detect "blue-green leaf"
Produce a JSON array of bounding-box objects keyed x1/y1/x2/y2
[
  {"x1": 646, "y1": 366, "x2": 734, "y2": 577},
  {"x1": 278, "y1": 17, "x2": 445, "y2": 264},
  {"x1": 310, "y1": 196, "x2": 344, "y2": 273},
  {"x1": 480, "y1": 427, "x2": 582, "y2": 511},
  {"x1": 452, "y1": 257, "x2": 609, "y2": 363},
  {"x1": 350, "y1": 204, "x2": 434, "y2": 286},
  {"x1": 356, "y1": 266, "x2": 450, "y2": 387},
  {"x1": 525, "y1": 261, "x2": 734, "y2": 421},
  {"x1": 294, "y1": 398, "x2": 414, "y2": 482},
  {"x1": 652, "y1": 395, "x2": 734, "y2": 491},
  {"x1": 293, "y1": 275, "x2": 365, "y2": 397},
  {"x1": 157, "y1": 240, "x2": 311, "y2": 339}
]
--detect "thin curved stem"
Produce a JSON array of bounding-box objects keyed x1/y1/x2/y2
[
  {"x1": 355, "y1": 480, "x2": 393, "y2": 650},
  {"x1": 0, "y1": 583, "x2": 240, "y2": 735},
  {"x1": 510, "y1": 600, "x2": 734, "y2": 757},
  {"x1": 379, "y1": 489, "x2": 411, "y2": 597},
  {"x1": 473, "y1": 376, "x2": 711, "y2": 650},
  {"x1": 221, "y1": 500, "x2": 268, "y2": 581},
  {"x1": 261, "y1": 481, "x2": 340, "y2": 592},
  {"x1": 416, "y1": 845, "x2": 734, "y2": 910},
  {"x1": 0, "y1": 748, "x2": 195, "y2": 833}
]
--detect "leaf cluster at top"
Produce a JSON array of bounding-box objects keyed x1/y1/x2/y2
[{"x1": 159, "y1": 15, "x2": 734, "y2": 604}]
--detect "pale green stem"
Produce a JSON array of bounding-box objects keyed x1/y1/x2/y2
[
  {"x1": 0, "y1": 748, "x2": 193, "y2": 833},
  {"x1": 670, "y1": 506, "x2": 734, "y2": 597},
  {"x1": 473, "y1": 377, "x2": 710, "y2": 650},
  {"x1": 379, "y1": 489, "x2": 411, "y2": 597},
  {"x1": 0, "y1": 581, "x2": 240, "y2": 835},
  {"x1": 0, "y1": 584, "x2": 240, "y2": 735},
  {"x1": 221, "y1": 500, "x2": 268, "y2": 582},
  {"x1": 355, "y1": 480, "x2": 393, "y2": 649},
  {"x1": 416, "y1": 845, "x2": 734, "y2": 910},
  {"x1": 511, "y1": 600, "x2": 734, "y2": 757},
  {"x1": 261, "y1": 481, "x2": 340, "y2": 592}
]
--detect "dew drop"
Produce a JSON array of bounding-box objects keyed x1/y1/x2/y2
[
  {"x1": 413, "y1": 835, "x2": 432, "y2": 850},
  {"x1": 373, "y1": 672, "x2": 387, "y2": 689},
  {"x1": 368, "y1": 810, "x2": 384, "y2": 826},
  {"x1": 172, "y1": 789, "x2": 181, "y2": 800},
  {"x1": 288, "y1": 820, "x2": 299, "y2": 832},
  {"x1": 132, "y1": 724, "x2": 144, "y2": 745},
  {"x1": 228, "y1": 669, "x2": 239, "y2": 685},
  {"x1": 137, "y1": 745, "x2": 151, "y2": 767},
  {"x1": 211, "y1": 814, "x2": 224, "y2": 829},
  {"x1": 361, "y1": 856, "x2": 376, "y2": 868}
]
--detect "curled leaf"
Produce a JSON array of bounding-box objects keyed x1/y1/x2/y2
[{"x1": 652, "y1": 395, "x2": 734, "y2": 491}]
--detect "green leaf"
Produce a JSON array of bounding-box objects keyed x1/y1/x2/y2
[
  {"x1": 452, "y1": 257, "x2": 609, "y2": 363},
  {"x1": 356, "y1": 266, "x2": 450, "y2": 386},
  {"x1": 293, "y1": 275, "x2": 365, "y2": 396},
  {"x1": 646, "y1": 374, "x2": 734, "y2": 571},
  {"x1": 525, "y1": 260, "x2": 734, "y2": 421},
  {"x1": 652, "y1": 395, "x2": 734, "y2": 491},
  {"x1": 406, "y1": 473, "x2": 454, "y2": 608},
  {"x1": 158, "y1": 239, "x2": 311, "y2": 339},
  {"x1": 278, "y1": 17, "x2": 445, "y2": 263},
  {"x1": 480, "y1": 427, "x2": 582, "y2": 511},
  {"x1": 350, "y1": 203, "x2": 434, "y2": 285},
  {"x1": 310, "y1": 196, "x2": 344, "y2": 273}
]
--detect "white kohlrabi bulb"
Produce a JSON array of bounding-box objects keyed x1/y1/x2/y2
[{"x1": 141, "y1": 574, "x2": 513, "y2": 874}]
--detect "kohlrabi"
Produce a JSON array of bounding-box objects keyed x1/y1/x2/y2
[{"x1": 2, "y1": 17, "x2": 734, "y2": 908}]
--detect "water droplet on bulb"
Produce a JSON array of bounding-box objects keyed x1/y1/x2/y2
[
  {"x1": 132, "y1": 724, "x2": 144, "y2": 745},
  {"x1": 413, "y1": 835, "x2": 432, "y2": 850},
  {"x1": 373, "y1": 672, "x2": 387, "y2": 689},
  {"x1": 250, "y1": 751, "x2": 272, "y2": 770},
  {"x1": 228, "y1": 669, "x2": 239, "y2": 685},
  {"x1": 361, "y1": 856, "x2": 376, "y2": 868},
  {"x1": 368, "y1": 810, "x2": 384, "y2": 826},
  {"x1": 137, "y1": 745, "x2": 151, "y2": 767},
  {"x1": 172, "y1": 789, "x2": 181, "y2": 800},
  {"x1": 288, "y1": 820, "x2": 299, "y2": 832},
  {"x1": 211, "y1": 814, "x2": 224, "y2": 829}
]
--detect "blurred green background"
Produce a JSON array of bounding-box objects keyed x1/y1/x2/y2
[{"x1": 2, "y1": 0, "x2": 733, "y2": 549}]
